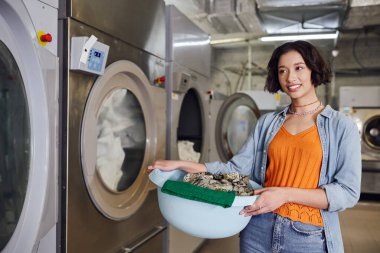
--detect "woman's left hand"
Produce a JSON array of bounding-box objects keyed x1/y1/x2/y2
[{"x1": 239, "y1": 187, "x2": 289, "y2": 216}]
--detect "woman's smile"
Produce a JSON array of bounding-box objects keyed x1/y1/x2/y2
[{"x1": 286, "y1": 83, "x2": 302, "y2": 92}]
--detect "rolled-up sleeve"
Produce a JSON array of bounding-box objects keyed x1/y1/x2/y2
[
  {"x1": 321, "y1": 120, "x2": 362, "y2": 212},
  {"x1": 205, "y1": 130, "x2": 255, "y2": 176},
  {"x1": 205, "y1": 115, "x2": 267, "y2": 176}
]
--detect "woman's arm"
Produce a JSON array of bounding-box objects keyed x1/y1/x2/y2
[
  {"x1": 320, "y1": 119, "x2": 362, "y2": 212},
  {"x1": 240, "y1": 187, "x2": 328, "y2": 216},
  {"x1": 148, "y1": 160, "x2": 206, "y2": 174}
]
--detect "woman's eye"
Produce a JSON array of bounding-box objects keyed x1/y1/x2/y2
[
  {"x1": 295, "y1": 66, "x2": 303, "y2": 71},
  {"x1": 278, "y1": 69, "x2": 287, "y2": 74}
]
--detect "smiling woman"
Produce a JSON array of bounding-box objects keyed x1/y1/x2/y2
[{"x1": 148, "y1": 40, "x2": 361, "y2": 253}]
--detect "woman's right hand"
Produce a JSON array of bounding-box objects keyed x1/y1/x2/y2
[
  {"x1": 147, "y1": 160, "x2": 207, "y2": 174},
  {"x1": 147, "y1": 160, "x2": 182, "y2": 172}
]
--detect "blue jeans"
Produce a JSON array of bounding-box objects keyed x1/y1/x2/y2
[{"x1": 240, "y1": 212, "x2": 327, "y2": 253}]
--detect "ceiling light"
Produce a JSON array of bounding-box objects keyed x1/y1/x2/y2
[
  {"x1": 210, "y1": 37, "x2": 247, "y2": 45},
  {"x1": 259, "y1": 32, "x2": 339, "y2": 42},
  {"x1": 174, "y1": 38, "x2": 211, "y2": 47}
]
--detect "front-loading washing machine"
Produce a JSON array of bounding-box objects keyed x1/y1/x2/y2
[
  {"x1": 0, "y1": 0, "x2": 59, "y2": 252},
  {"x1": 209, "y1": 90, "x2": 290, "y2": 162},
  {"x1": 340, "y1": 86, "x2": 380, "y2": 194},
  {"x1": 210, "y1": 91, "x2": 261, "y2": 162},
  {"x1": 165, "y1": 5, "x2": 212, "y2": 165},
  {"x1": 59, "y1": 0, "x2": 166, "y2": 252}
]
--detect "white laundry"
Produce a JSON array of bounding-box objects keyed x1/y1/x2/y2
[
  {"x1": 98, "y1": 89, "x2": 146, "y2": 147},
  {"x1": 96, "y1": 122, "x2": 125, "y2": 191},
  {"x1": 95, "y1": 88, "x2": 148, "y2": 190},
  {"x1": 117, "y1": 121, "x2": 146, "y2": 148},
  {"x1": 178, "y1": 140, "x2": 201, "y2": 162}
]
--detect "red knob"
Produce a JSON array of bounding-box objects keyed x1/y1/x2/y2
[
  {"x1": 154, "y1": 76, "x2": 166, "y2": 84},
  {"x1": 40, "y1": 33, "x2": 52, "y2": 42}
]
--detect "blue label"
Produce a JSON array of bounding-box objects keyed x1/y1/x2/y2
[{"x1": 87, "y1": 49, "x2": 105, "y2": 73}]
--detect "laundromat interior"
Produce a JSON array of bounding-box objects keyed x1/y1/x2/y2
[{"x1": 1, "y1": 0, "x2": 380, "y2": 252}]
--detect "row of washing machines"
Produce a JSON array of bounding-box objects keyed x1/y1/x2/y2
[
  {"x1": 0, "y1": 1, "x2": 269, "y2": 253},
  {"x1": 4, "y1": 1, "x2": 380, "y2": 252},
  {"x1": 339, "y1": 86, "x2": 380, "y2": 195}
]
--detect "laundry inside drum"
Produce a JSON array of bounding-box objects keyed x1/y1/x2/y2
[{"x1": 96, "y1": 88, "x2": 146, "y2": 192}]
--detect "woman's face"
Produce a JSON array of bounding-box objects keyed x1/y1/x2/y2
[{"x1": 277, "y1": 50, "x2": 316, "y2": 100}]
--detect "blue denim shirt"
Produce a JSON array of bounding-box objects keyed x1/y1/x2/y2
[{"x1": 206, "y1": 105, "x2": 361, "y2": 253}]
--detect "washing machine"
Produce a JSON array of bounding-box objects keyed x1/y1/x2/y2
[
  {"x1": 59, "y1": 0, "x2": 166, "y2": 252},
  {"x1": 166, "y1": 5, "x2": 212, "y2": 164},
  {"x1": 164, "y1": 5, "x2": 212, "y2": 253},
  {"x1": 209, "y1": 90, "x2": 281, "y2": 162},
  {"x1": 339, "y1": 86, "x2": 380, "y2": 194},
  {"x1": 209, "y1": 92, "x2": 228, "y2": 162},
  {"x1": 0, "y1": 0, "x2": 59, "y2": 252}
]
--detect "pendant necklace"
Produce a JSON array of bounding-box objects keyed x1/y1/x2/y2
[{"x1": 288, "y1": 101, "x2": 323, "y2": 116}]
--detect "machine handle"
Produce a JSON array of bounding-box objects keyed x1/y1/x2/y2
[
  {"x1": 362, "y1": 160, "x2": 380, "y2": 172},
  {"x1": 122, "y1": 225, "x2": 167, "y2": 252}
]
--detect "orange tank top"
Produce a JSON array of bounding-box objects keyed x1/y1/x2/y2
[{"x1": 265, "y1": 124, "x2": 324, "y2": 227}]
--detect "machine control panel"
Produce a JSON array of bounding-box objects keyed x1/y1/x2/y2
[{"x1": 70, "y1": 36, "x2": 109, "y2": 75}]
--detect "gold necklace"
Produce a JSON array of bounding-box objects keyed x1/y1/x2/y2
[
  {"x1": 288, "y1": 102, "x2": 323, "y2": 116},
  {"x1": 293, "y1": 99, "x2": 319, "y2": 107}
]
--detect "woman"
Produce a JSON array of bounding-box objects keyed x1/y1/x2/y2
[{"x1": 148, "y1": 40, "x2": 361, "y2": 253}]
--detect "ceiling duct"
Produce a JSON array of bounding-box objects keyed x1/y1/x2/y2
[
  {"x1": 207, "y1": 0, "x2": 246, "y2": 33},
  {"x1": 343, "y1": 0, "x2": 380, "y2": 29},
  {"x1": 205, "y1": 0, "x2": 264, "y2": 34},
  {"x1": 256, "y1": 0, "x2": 348, "y2": 34},
  {"x1": 236, "y1": 0, "x2": 265, "y2": 34}
]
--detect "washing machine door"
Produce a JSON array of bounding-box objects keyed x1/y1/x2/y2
[
  {"x1": 363, "y1": 115, "x2": 380, "y2": 153},
  {"x1": 215, "y1": 92, "x2": 260, "y2": 162},
  {"x1": 0, "y1": 33, "x2": 31, "y2": 253},
  {"x1": 81, "y1": 60, "x2": 158, "y2": 220},
  {"x1": 0, "y1": 2, "x2": 57, "y2": 252}
]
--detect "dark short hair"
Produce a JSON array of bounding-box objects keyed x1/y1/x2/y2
[{"x1": 264, "y1": 40, "x2": 332, "y2": 93}]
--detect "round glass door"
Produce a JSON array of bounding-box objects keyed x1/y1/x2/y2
[
  {"x1": 96, "y1": 89, "x2": 146, "y2": 192},
  {"x1": 363, "y1": 116, "x2": 380, "y2": 150},
  {"x1": 81, "y1": 61, "x2": 156, "y2": 220},
  {"x1": 0, "y1": 41, "x2": 30, "y2": 250},
  {"x1": 177, "y1": 88, "x2": 203, "y2": 162},
  {"x1": 216, "y1": 93, "x2": 260, "y2": 162}
]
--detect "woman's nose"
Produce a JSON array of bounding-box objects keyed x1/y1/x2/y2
[{"x1": 287, "y1": 70, "x2": 297, "y2": 83}]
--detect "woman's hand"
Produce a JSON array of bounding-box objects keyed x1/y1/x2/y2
[
  {"x1": 239, "y1": 187, "x2": 329, "y2": 216},
  {"x1": 239, "y1": 187, "x2": 289, "y2": 216},
  {"x1": 147, "y1": 160, "x2": 181, "y2": 172},
  {"x1": 148, "y1": 160, "x2": 207, "y2": 174}
]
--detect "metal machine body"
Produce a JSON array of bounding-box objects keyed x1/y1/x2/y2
[{"x1": 59, "y1": 1, "x2": 167, "y2": 252}]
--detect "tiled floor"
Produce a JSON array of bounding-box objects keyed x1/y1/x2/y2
[{"x1": 196, "y1": 200, "x2": 380, "y2": 253}]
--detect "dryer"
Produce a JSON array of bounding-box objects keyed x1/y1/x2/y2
[
  {"x1": 59, "y1": 1, "x2": 166, "y2": 252},
  {"x1": 339, "y1": 86, "x2": 380, "y2": 194},
  {"x1": 0, "y1": 0, "x2": 59, "y2": 252}
]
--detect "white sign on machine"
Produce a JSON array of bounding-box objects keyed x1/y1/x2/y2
[{"x1": 70, "y1": 35, "x2": 109, "y2": 75}]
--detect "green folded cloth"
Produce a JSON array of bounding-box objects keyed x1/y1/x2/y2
[{"x1": 161, "y1": 180, "x2": 236, "y2": 208}]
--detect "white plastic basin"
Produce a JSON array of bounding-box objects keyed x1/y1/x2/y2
[{"x1": 149, "y1": 169, "x2": 261, "y2": 238}]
